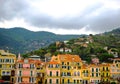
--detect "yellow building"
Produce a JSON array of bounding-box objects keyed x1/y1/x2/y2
[
  {"x1": 0, "y1": 50, "x2": 16, "y2": 84},
  {"x1": 35, "y1": 60, "x2": 45, "y2": 84},
  {"x1": 100, "y1": 63, "x2": 110, "y2": 83},
  {"x1": 71, "y1": 55, "x2": 83, "y2": 84},
  {"x1": 89, "y1": 64, "x2": 101, "y2": 84},
  {"x1": 81, "y1": 64, "x2": 90, "y2": 84},
  {"x1": 49, "y1": 54, "x2": 83, "y2": 84}
]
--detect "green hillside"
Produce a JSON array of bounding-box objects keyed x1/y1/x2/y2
[
  {"x1": 26, "y1": 28, "x2": 120, "y2": 63},
  {"x1": 0, "y1": 27, "x2": 82, "y2": 54}
]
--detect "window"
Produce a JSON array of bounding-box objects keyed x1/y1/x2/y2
[
  {"x1": 5, "y1": 59, "x2": 9, "y2": 62},
  {"x1": 96, "y1": 68, "x2": 98, "y2": 72},
  {"x1": 18, "y1": 77, "x2": 20, "y2": 82},
  {"x1": 45, "y1": 79, "x2": 47, "y2": 84},
  {"x1": 92, "y1": 73, "x2": 94, "y2": 77},
  {"x1": 7, "y1": 71, "x2": 10, "y2": 75},
  {"x1": 56, "y1": 64, "x2": 59, "y2": 68},
  {"x1": 106, "y1": 73, "x2": 108, "y2": 77},
  {"x1": 96, "y1": 73, "x2": 98, "y2": 77},
  {"x1": 77, "y1": 62, "x2": 80, "y2": 65},
  {"x1": 67, "y1": 62, "x2": 69, "y2": 65},
  {"x1": 78, "y1": 72, "x2": 80, "y2": 76},
  {"x1": 62, "y1": 79, "x2": 64, "y2": 83},
  {"x1": 103, "y1": 67, "x2": 105, "y2": 71},
  {"x1": 29, "y1": 77, "x2": 34, "y2": 83},
  {"x1": 0, "y1": 59, "x2": 2, "y2": 62},
  {"x1": 106, "y1": 67, "x2": 109, "y2": 71},
  {"x1": 116, "y1": 64, "x2": 118, "y2": 67},
  {"x1": 77, "y1": 80, "x2": 79, "y2": 83},
  {"x1": 62, "y1": 66, "x2": 66, "y2": 68},
  {"x1": 56, "y1": 79, "x2": 59, "y2": 84},
  {"x1": 78, "y1": 66, "x2": 81, "y2": 69},
  {"x1": 74, "y1": 80, "x2": 76, "y2": 83},
  {"x1": 19, "y1": 64, "x2": 23, "y2": 68},
  {"x1": 30, "y1": 64, "x2": 34, "y2": 69},
  {"x1": 31, "y1": 71, "x2": 33, "y2": 76},
  {"x1": 49, "y1": 64, "x2": 53, "y2": 68},
  {"x1": 12, "y1": 59, "x2": 14, "y2": 63},
  {"x1": 24, "y1": 59, "x2": 28, "y2": 63},
  {"x1": 68, "y1": 79, "x2": 70, "y2": 83},
  {"x1": 68, "y1": 66, "x2": 71, "y2": 70},
  {"x1": 67, "y1": 72, "x2": 71, "y2": 76},
  {"x1": 2, "y1": 71, "x2": 5, "y2": 75},
  {"x1": 10, "y1": 59, "x2": 11, "y2": 63},
  {"x1": 50, "y1": 71, "x2": 52, "y2": 76},
  {"x1": 49, "y1": 79, "x2": 52, "y2": 84},
  {"x1": 32, "y1": 77, "x2": 34, "y2": 82},
  {"x1": 92, "y1": 68, "x2": 94, "y2": 72},
  {"x1": 62, "y1": 72, "x2": 66, "y2": 76},
  {"x1": 102, "y1": 73, "x2": 104, "y2": 77},
  {"x1": 74, "y1": 72, "x2": 76, "y2": 76},
  {"x1": 19, "y1": 71, "x2": 22, "y2": 76},
  {"x1": 56, "y1": 71, "x2": 59, "y2": 76},
  {"x1": 62, "y1": 62, "x2": 64, "y2": 65},
  {"x1": 0, "y1": 64, "x2": 2, "y2": 68}
]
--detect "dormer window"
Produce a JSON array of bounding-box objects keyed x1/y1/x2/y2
[
  {"x1": 24, "y1": 59, "x2": 28, "y2": 63},
  {"x1": 49, "y1": 64, "x2": 53, "y2": 68}
]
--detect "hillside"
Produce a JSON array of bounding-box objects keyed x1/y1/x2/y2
[
  {"x1": 0, "y1": 27, "x2": 82, "y2": 54},
  {"x1": 27, "y1": 28, "x2": 120, "y2": 63}
]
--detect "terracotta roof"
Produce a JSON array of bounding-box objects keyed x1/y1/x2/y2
[
  {"x1": 89, "y1": 64, "x2": 101, "y2": 67},
  {"x1": 48, "y1": 61, "x2": 59, "y2": 64},
  {"x1": 100, "y1": 63, "x2": 111, "y2": 66},
  {"x1": 17, "y1": 58, "x2": 43, "y2": 64},
  {"x1": 57, "y1": 54, "x2": 82, "y2": 62},
  {"x1": 82, "y1": 64, "x2": 88, "y2": 69}
]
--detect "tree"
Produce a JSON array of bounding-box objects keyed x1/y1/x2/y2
[
  {"x1": 22, "y1": 54, "x2": 29, "y2": 58},
  {"x1": 111, "y1": 82, "x2": 116, "y2": 84},
  {"x1": 98, "y1": 53, "x2": 114, "y2": 62}
]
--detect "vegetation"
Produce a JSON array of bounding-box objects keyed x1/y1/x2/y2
[
  {"x1": 25, "y1": 28, "x2": 120, "y2": 63},
  {"x1": 0, "y1": 27, "x2": 120, "y2": 63},
  {"x1": 0, "y1": 27, "x2": 82, "y2": 54}
]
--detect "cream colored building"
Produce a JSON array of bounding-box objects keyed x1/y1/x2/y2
[{"x1": 0, "y1": 50, "x2": 16, "y2": 84}]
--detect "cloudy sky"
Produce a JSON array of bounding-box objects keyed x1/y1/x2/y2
[{"x1": 0, "y1": 0, "x2": 120, "y2": 34}]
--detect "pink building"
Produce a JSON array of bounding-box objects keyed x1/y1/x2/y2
[
  {"x1": 16, "y1": 59, "x2": 37, "y2": 84},
  {"x1": 45, "y1": 61, "x2": 60, "y2": 84}
]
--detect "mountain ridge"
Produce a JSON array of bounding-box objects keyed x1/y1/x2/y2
[{"x1": 0, "y1": 27, "x2": 83, "y2": 54}]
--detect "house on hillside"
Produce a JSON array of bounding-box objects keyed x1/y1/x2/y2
[
  {"x1": 108, "y1": 48, "x2": 118, "y2": 58},
  {"x1": 58, "y1": 48, "x2": 72, "y2": 53}
]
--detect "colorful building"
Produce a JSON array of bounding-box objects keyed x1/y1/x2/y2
[
  {"x1": 47, "y1": 54, "x2": 83, "y2": 84},
  {"x1": 100, "y1": 63, "x2": 110, "y2": 83},
  {"x1": 16, "y1": 59, "x2": 36, "y2": 84},
  {"x1": 110, "y1": 58, "x2": 120, "y2": 83},
  {"x1": 45, "y1": 61, "x2": 60, "y2": 84},
  {"x1": 36, "y1": 60, "x2": 45, "y2": 84},
  {"x1": 81, "y1": 64, "x2": 90, "y2": 84},
  {"x1": 1, "y1": 50, "x2": 120, "y2": 84},
  {"x1": 0, "y1": 50, "x2": 16, "y2": 84},
  {"x1": 89, "y1": 64, "x2": 101, "y2": 84}
]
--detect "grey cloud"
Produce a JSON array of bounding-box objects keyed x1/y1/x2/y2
[
  {"x1": 87, "y1": 9, "x2": 120, "y2": 32},
  {"x1": 0, "y1": 0, "x2": 120, "y2": 33},
  {"x1": 0, "y1": 0, "x2": 29, "y2": 21}
]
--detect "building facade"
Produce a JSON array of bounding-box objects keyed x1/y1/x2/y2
[{"x1": 0, "y1": 50, "x2": 16, "y2": 84}]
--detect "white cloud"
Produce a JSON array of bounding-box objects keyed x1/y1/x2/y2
[{"x1": 0, "y1": 0, "x2": 120, "y2": 34}]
